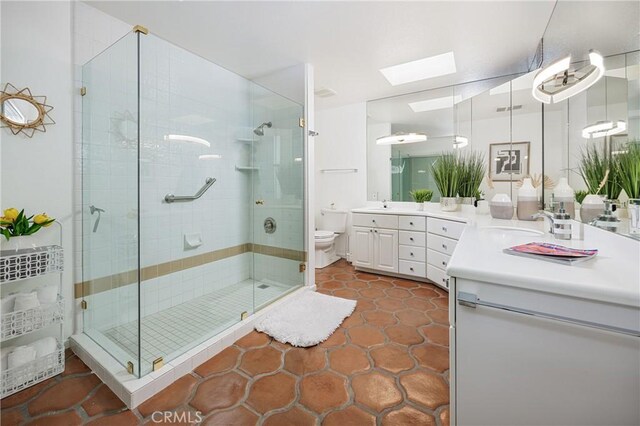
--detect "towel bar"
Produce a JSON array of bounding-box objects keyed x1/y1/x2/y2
[{"x1": 457, "y1": 291, "x2": 640, "y2": 337}]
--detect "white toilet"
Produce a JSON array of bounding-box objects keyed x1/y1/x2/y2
[{"x1": 315, "y1": 208, "x2": 348, "y2": 269}]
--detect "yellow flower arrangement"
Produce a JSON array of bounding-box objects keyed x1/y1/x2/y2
[{"x1": 0, "y1": 208, "x2": 55, "y2": 240}]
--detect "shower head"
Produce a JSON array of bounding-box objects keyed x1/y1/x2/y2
[{"x1": 253, "y1": 121, "x2": 272, "y2": 136}]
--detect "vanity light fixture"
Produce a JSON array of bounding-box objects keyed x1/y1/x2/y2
[
  {"x1": 380, "y1": 51, "x2": 456, "y2": 86},
  {"x1": 198, "y1": 154, "x2": 222, "y2": 160},
  {"x1": 453, "y1": 135, "x2": 469, "y2": 149},
  {"x1": 532, "y1": 51, "x2": 604, "y2": 104},
  {"x1": 582, "y1": 120, "x2": 627, "y2": 139},
  {"x1": 164, "y1": 134, "x2": 211, "y2": 147},
  {"x1": 376, "y1": 132, "x2": 427, "y2": 145}
]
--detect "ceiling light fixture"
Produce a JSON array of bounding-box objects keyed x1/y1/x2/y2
[
  {"x1": 164, "y1": 134, "x2": 211, "y2": 147},
  {"x1": 376, "y1": 132, "x2": 427, "y2": 145},
  {"x1": 380, "y1": 51, "x2": 456, "y2": 86},
  {"x1": 532, "y1": 51, "x2": 604, "y2": 104},
  {"x1": 453, "y1": 135, "x2": 468, "y2": 149},
  {"x1": 581, "y1": 120, "x2": 626, "y2": 139},
  {"x1": 408, "y1": 95, "x2": 462, "y2": 113}
]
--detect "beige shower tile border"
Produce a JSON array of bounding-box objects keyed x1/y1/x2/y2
[{"x1": 75, "y1": 243, "x2": 306, "y2": 298}]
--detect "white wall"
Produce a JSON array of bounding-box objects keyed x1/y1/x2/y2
[
  {"x1": 315, "y1": 103, "x2": 367, "y2": 258},
  {"x1": 1, "y1": 1, "x2": 74, "y2": 338}
]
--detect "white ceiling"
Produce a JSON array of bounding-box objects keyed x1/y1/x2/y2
[{"x1": 87, "y1": 0, "x2": 557, "y2": 109}]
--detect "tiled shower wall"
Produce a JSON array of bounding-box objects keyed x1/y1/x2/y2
[{"x1": 73, "y1": 3, "x2": 305, "y2": 335}]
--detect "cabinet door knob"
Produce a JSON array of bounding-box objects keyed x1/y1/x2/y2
[
  {"x1": 372, "y1": 219, "x2": 376, "y2": 223},
  {"x1": 410, "y1": 222, "x2": 414, "y2": 225},
  {"x1": 374, "y1": 230, "x2": 378, "y2": 233},
  {"x1": 410, "y1": 237, "x2": 414, "y2": 241},
  {"x1": 442, "y1": 261, "x2": 446, "y2": 266},
  {"x1": 442, "y1": 226, "x2": 447, "y2": 232},
  {"x1": 442, "y1": 244, "x2": 447, "y2": 249},
  {"x1": 410, "y1": 267, "x2": 414, "y2": 271},
  {"x1": 370, "y1": 229, "x2": 373, "y2": 232},
  {"x1": 410, "y1": 252, "x2": 414, "y2": 256}
]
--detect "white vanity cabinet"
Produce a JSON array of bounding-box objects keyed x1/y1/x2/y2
[
  {"x1": 426, "y1": 217, "x2": 465, "y2": 290},
  {"x1": 352, "y1": 214, "x2": 399, "y2": 273},
  {"x1": 450, "y1": 277, "x2": 640, "y2": 426}
]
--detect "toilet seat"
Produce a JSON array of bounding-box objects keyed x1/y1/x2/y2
[{"x1": 315, "y1": 230, "x2": 335, "y2": 242}]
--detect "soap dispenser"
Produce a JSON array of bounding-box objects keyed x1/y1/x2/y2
[
  {"x1": 553, "y1": 202, "x2": 572, "y2": 240},
  {"x1": 554, "y1": 178, "x2": 575, "y2": 219},
  {"x1": 517, "y1": 178, "x2": 538, "y2": 221}
]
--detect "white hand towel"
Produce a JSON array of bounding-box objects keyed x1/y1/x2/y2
[
  {"x1": 13, "y1": 291, "x2": 40, "y2": 312},
  {"x1": 37, "y1": 284, "x2": 58, "y2": 305},
  {"x1": 1, "y1": 294, "x2": 17, "y2": 315},
  {"x1": 28, "y1": 337, "x2": 57, "y2": 358},
  {"x1": 7, "y1": 346, "x2": 36, "y2": 369},
  {"x1": 1, "y1": 346, "x2": 14, "y2": 370}
]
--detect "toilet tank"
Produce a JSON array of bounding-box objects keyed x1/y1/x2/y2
[{"x1": 320, "y1": 208, "x2": 347, "y2": 233}]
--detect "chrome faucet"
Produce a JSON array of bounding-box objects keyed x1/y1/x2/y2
[
  {"x1": 531, "y1": 211, "x2": 555, "y2": 234},
  {"x1": 382, "y1": 199, "x2": 388, "y2": 209}
]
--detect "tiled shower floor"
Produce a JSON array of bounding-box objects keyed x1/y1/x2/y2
[{"x1": 101, "y1": 279, "x2": 295, "y2": 371}]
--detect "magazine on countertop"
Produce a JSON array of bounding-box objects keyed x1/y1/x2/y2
[{"x1": 503, "y1": 242, "x2": 598, "y2": 265}]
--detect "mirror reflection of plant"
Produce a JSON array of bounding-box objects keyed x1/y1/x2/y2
[
  {"x1": 409, "y1": 189, "x2": 433, "y2": 203},
  {"x1": 615, "y1": 141, "x2": 640, "y2": 199},
  {"x1": 574, "y1": 190, "x2": 588, "y2": 204},
  {"x1": 579, "y1": 144, "x2": 622, "y2": 200},
  {"x1": 431, "y1": 153, "x2": 460, "y2": 198},
  {"x1": 0, "y1": 208, "x2": 55, "y2": 241},
  {"x1": 457, "y1": 151, "x2": 486, "y2": 198}
]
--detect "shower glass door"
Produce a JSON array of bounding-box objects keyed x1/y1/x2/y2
[
  {"x1": 81, "y1": 32, "x2": 141, "y2": 377},
  {"x1": 250, "y1": 83, "x2": 306, "y2": 308}
]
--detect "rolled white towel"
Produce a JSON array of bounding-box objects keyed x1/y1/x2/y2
[
  {"x1": 1, "y1": 294, "x2": 17, "y2": 315},
  {"x1": 28, "y1": 337, "x2": 57, "y2": 358},
  {"x1": 8, "y1": 346, "x2": 36, "y2": 369},
  {"x1": 37, "y1": 284, "x2": 58, "y2": 305},
  {"x1": 13, "y1": 291, "x2": 40, "y2": 311},
  {"x1": 1, "y1": 346, "x2": 15, "y2": 370}
]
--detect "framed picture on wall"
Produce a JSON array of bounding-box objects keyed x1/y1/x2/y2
[{"x1": 489, "y1": 141, "x2": 530, "y2": 182}]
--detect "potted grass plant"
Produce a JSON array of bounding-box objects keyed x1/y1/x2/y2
[
  {"x1": 616, "y1": 142, "x2": 640, "y2": 234},
  {"x1": 579, "y1": 144, "x2": 622, "y2": 201},
  {"x1": 457, "y1": 151, "x2": 486, "y2": 205},
  {"x1": 409, "y1": 189, "x2": 433, "y2": 211},
  {"x1": 432, "y1": 152, "x2": 460, "y2": 212}
]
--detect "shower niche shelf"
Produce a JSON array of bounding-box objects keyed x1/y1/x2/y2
[
  {"x1": 235, "y1": 166, "x2": 260, "y2": 171},
  {"x1": 236, "y1": 137, "x2": 255, "y2": 143}
]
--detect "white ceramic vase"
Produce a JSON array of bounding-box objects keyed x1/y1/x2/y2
[
  {"x1": 416, "y1": 202, "x2": 424, "y2": 211},
  {"x1": 440, "y1": 197, "x2": 459, "y2": 212}
]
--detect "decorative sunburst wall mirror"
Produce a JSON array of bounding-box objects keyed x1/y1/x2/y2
[{"x1": 0, "y1": 83, "x2": 55, "y2": 138}]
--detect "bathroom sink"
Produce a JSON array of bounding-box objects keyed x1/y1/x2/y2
[{"x1": 479, "y1": 226, "x2": 545, "y2": 236}]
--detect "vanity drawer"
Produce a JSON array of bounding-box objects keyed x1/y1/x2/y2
[
  {"x1": 427, "y1": 248, "x2": 451, "y2": 270},
  {"x1": 353, "y1": 213, "x2": 398, "y2": 229},
  {"x1": 399, "y1": 245, "x2": 426, "y2": 262},
  {"x1": 427, "y1": 233, "x2": 457, "y2": 256},
  {"x1": 399, "y1": 231, "x2": 426, "y2": 247},
  {"x1": 399, "y1": 260, "x2": 426, "y2": 278},
  {"x1": 427, "y1": 264, "x2": 449, "y2": 289},
  {"x1": 428, "y1": 217, "x2": 465, "y2": 240},
  {"x1": 399, "y1": 216, "x2": 426, "y2": 232}
]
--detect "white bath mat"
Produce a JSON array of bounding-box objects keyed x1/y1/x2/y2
[{"x1": 255, "y1": 292, "x2": 357, "y2": 347}]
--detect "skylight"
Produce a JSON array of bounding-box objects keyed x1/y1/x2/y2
[
  {"x1": 408, "y1": 95, "x2": 462, "y2": 113},
  {"x1": 380, "y1": 52, "x2": 456, "y2": 86}
]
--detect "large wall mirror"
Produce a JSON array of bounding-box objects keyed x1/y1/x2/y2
[
  {"x1": 366, "y1": 72, "x2": 545, "y2": 204},
  {"x1": 542, "y1": 51, "x2": 640, "y2": 237}
]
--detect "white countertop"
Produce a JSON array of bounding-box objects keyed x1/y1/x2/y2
[{"x1": 351, "y1": 203, "x2": 640, "y2": 308}]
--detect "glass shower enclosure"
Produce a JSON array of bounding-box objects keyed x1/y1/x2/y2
[{"x1": 80, "y1": 31, "x2": 305, "y2": 377}]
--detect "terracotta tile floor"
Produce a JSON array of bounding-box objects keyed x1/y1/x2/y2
[{"x1": 0, "y1": 260, "x2": 450, "y2": 425}]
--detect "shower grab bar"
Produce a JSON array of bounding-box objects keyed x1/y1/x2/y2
[
  {"x1": 457, "y1": 291, "x2": 640, "y2": 337},
  {"x1": 164, "y1": 177, "x2": 216, "y2": 203}
]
